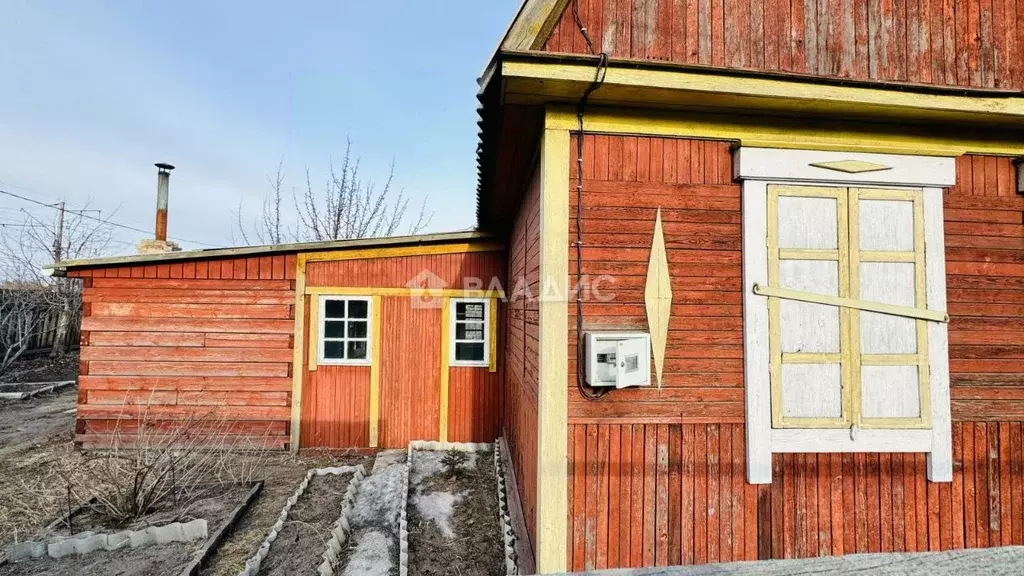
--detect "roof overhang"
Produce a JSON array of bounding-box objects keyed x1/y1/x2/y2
[
  {"x1": 500, "y1": 52, "x2": 1024, "y2": 129},
  {"x1": 47, "y1": 230, "x2": 494, "y2": 273}
]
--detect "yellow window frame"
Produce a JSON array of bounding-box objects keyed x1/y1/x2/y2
[{"x1": 767, "y1": 185, "x2": 931, "y2": 430}]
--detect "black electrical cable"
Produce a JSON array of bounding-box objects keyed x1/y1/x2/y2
[{"x1": 571, "y1": 0, "x2": 610, "y2": 400}]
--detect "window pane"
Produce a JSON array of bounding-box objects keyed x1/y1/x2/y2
[
  {"x1": 455, "y1": 342, "x2": 485, "y2": 362},
  {"x1": 456, "y1": 322, "x2": 485, "y2": 341},
  {"x1": 325, "y1": 299, "x2": 345, "y2": 318},
  {"x1": 323, "y1": 341, "x2": 343, "y2": 360},
  {"x1": 348, "y1": 300, "x2": 369, "y2": 319},
  {"x1": 348, "y1": 321, "x2": 368, "y2": 338},
  {"x1": 347, "y1": 340, "x2": 368, "y2": 360},
  {"x1": 456, "y1": 302, "x2": 484, "y2": 321},
  {"x1": 324, "y1": 321, "x2": 346, "y2": 338}
]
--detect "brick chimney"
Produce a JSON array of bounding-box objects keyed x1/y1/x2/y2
[{"x1": 137, "y1": 163, "x2": 182, "y2": 254}]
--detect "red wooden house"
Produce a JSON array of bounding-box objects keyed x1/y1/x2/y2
[{"x1": 51, "y1": 0, "x2": 1024, "y2": 573}]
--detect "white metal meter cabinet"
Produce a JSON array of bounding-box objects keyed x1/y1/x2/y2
[{"x1": 584, "y1": 332, "x2": 652, "y2": 389}]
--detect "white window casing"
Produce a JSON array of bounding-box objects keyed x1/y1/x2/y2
[
  {"x1": 736, "y1": 147, "x2": 954, "y2": 484},
  {"x1": 450, "y1": 297, "x2": 490, "y2": 367},
  {"x1": 319, "y1": 295, "x2": 372, "y2": 366}
]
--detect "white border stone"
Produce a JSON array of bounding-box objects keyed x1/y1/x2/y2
[{"x1": 238, "y1": 465, "x2": 365, "y2": 576}]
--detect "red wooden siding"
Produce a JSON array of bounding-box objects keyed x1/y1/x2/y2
[
  {"x1": 567, "y1": 422, "x2": 1024, "y2": 570},
  {"x1": 945, "y1": 155, "x2": 1024, "y2": 420},
  {"x1": 303, "y1": 249, "x2": 506, "y2": 449},
  {"x1": 561, "y1": 135, "x2": 1024, "y2": 567},
  {"x1": 299, "y1": 294, "x2": 371, "y2": 448},
  {"x1": 305, "y1": 251, "x2": 505, "y2": 289},
  {"x1": 448, "y1": 365, "x2": 503, "y2": 443},
  {"x1": 378, "y1": 295, "x2": 443, "y2": 448},
  {"x1": 71, "y1": 255, "x2": 296, "y2": 448},
  {"x1": 504, "y1": 165, "x2": 542, "y2": 552},
  {"x1": 543, "y1": 0, "x2": 1024, "y2": 90},
  {"x1": 568, "y1": 135, "x2": 742, "y2": 421}
]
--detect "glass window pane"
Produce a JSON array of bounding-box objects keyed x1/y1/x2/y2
[
  {"x1": 456, "y1": 302, "x2": 484, "y2": 321},
  {"x1": 348, "y1": 300, "x2": 369, "y2": 319},
  {"x1": 325, "y1": 299, "x2": 345, "y2": 318},
  {"x1": 455, "y1": 342, "x2": 485, "y2": 362},
  {"x1": 348, "y1": 321, "x2": 368, "y2": 338},
  {"x1": 323, "y1": 341, "x2": 343, "y2": 360},
  {"x1": 347, "y1": 340, "x2": 368, "y2": 360},
  {"x1": 324, "y1": 321, "x2": 345, "y2": 338},
  {"x1": 456, "y1": 322, "x2": 485, "y2": 341}
]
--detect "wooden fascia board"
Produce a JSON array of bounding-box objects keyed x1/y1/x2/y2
[
  {"x1": 502, "y1": 59, "x2": 1024, "y2": 130},
  {"x1": 500, "y1": 0, "x2": 571, "y2": 52},
  {"x1": 539, "y1": 105, "x2": 1024, "y2": 157}
]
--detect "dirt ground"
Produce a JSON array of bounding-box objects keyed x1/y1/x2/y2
[
  {"x1": 200, "y1": 451, "x2": 372, "y2": 576},
  {"x1": 257, "y1": 471, "x2": 354, "y2": 576},
  {"x1": 0, "y1": 485, "x2": 255, "y2": 576},
  {"x1": 0, "y1": 353, "x2": 78, "y2": 384},
  {"x1": 408, "y1": 450, "x2": 504, "y2": 576}
]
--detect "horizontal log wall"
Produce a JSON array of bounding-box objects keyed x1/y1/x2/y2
[
  {"x1": 505, "y1": 165, "x2": 542, "y2": 553},
  {"x1": 567, "y1": 421, "x2": 1024, "y2": 570},
  {"x1": 944, "y1": 155, "x2": 1024, "y2": 420},
  {"x1": 568, "y1": 135, "x2": 743, "y2": 422},
  {"x1": 71, "y1": 255, "x2": 297, "y2": 449},
  {"x1": 544, "y1": 0, "x2": 1024, "y2": 90}
]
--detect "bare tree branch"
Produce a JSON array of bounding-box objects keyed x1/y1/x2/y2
[{"x1": 234, "y1": 140, "x2": 433, "y2": 245}]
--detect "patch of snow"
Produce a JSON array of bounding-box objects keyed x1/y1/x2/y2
[
  {"x1": 409, "y1": 450, "x2": 446, "y2": 486},
  {"x1": 413, "y1": 490, "x2": 462, "y2": 539},
  {"x1": 351, "y1": 453, "x2": 406, "y2": 528},
  {"x1": 341, "y1": 530, "x2": 392, "y2": 576}
]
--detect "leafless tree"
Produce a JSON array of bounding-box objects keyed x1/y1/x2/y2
[
  {"x1": 234, "y1": 141, "x2": 432, "y2": 245},
  {"x1": 0, "y1": 200, "x2": 119, "y2": 359},
  {"x1": 0, "y1": 286, "x2": 44, "y2": 374}
]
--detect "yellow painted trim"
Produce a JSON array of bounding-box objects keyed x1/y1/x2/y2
[
  {"x1": 769, "y1": 185, "x2": 852, "y2": 429},
  {"x1": 307, "y1": 295, "x2": 319, "y2": 372},
  {"x1": 500, "y1": 0, "x2": 571, "y2": 51},
  {"x1": 754, "y1": 284, "x2": 948, "y2": 323},
  {"x1": 301, "y1": 241, "x2": 503, "y2": 264},
  {"x1": 488, "y1": 297, "x2": 499, "y2": 373},
  {"x1": 848, "y1": 189, "x2": 863, "y2": 429},
  {"x1": 913, "y1": 192, "x2": 933, "y2": 429},
  {"x1": 543, "y1": 106, "x2": 1024, "y2": 156},
  {"x1": 782, "y1": 353, "x2": 843, "y2": 364},
  {"x1": 305, "y1": 286, "x2": 506, "y2": 299},
  {"x1": 778, "y1": 249, "x2": 840, "y2": 261},
  {"x1": 860, "y1": 251, "x2": 916, "y2": 263},
  {"x1": 439, "y1": 296, "x2": 451, "y2": 443},
  {"x1": 766, "y1": 185, "x2": 783, "y2": 428},
  {"x1": 860, "y1": 354, "x2": 922, "y2": 366},
  {"x1": 289, "y1": 259, "x2": 307, "y2": 452},
  {"x1": 368, "y1": 294, "x2": 382, "y2": 448},
  {"x1": 838, "y1": 190, "x2": 853, "y2": 428},
  {"x1": 535, "y1": 112, "x2": 570, "y2": 573}
]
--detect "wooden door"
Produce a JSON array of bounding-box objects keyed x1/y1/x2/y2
[{"x1": 378, "y1": 296, "x2": 442, "y2": 447}]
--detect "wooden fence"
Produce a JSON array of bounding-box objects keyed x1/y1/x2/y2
[{"x1": 0, "y1": 289, "x2": 81, "y2": 355}]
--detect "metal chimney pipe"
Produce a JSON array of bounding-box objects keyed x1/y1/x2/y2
[{"x1": 154, "y1": 163, "x2": 174, "y2": 241}]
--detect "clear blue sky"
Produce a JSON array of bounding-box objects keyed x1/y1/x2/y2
[{"x1": 0, "y1": 0, "x2": 521, "y2": 251}]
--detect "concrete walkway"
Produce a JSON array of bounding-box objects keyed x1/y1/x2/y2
[{"x1": 557, "y1": 546, "x2": 1024, "y2": 576}]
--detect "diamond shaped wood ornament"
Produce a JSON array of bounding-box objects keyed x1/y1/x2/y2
[
  {"x1": 809, "y1": 159, "x2": 892, "y2": 174},
  {"x1": 645, "y1": 208, "x2": 672, "y2": 387}
]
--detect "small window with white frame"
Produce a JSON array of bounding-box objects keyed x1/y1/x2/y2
[
  {"x1": 450, "y1": 298, "x2": 489, "y2": 366},
  {"x1": 319, "y1": 296, "x2": 371, "y2": 365}
]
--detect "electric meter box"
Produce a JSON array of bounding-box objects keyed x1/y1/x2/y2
[{"x1": 584, "y1": 332, "x2": 652, "y2": 389}]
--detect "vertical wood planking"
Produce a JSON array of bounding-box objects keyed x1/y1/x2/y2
[
  {"x1": 542, "y1": 0, "x2": 1024, "y2": 89},
  {"x1": 566, "y1": 421, "x2": 1024, "y2": 567}
]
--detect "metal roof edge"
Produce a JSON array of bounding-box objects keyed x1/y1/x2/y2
[{"x1": 47, "y1": 230, "x2": 496, "y2": 271}]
